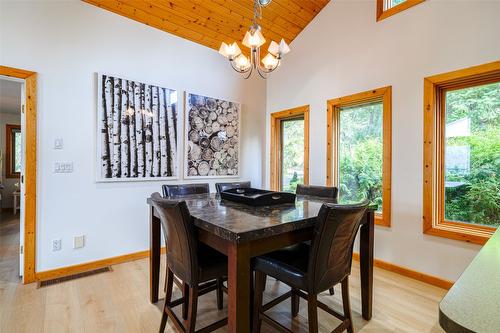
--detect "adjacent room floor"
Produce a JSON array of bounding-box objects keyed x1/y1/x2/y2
[
  {"x1": 0, "y1": 248, "x2": 446, "y2": 333},
  {"x1": 0, "y1": 211, "x2": 20, "y2": 284}
]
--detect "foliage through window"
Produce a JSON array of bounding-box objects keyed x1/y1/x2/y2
[
  {"x1": 443, "y1": 82, "x2": 499, "y2": 227},
  {"x1": 423, "y1": 61, "x2": 500, "y2": 245},
  {"x1": 385, "y1": 0, "x2": 406, "y2": 10},
  {"x1": 270, "y1": 106, "x2": 309, "y2": 193},
  {"x1": 327, "y1": 87, "x2": 391, "y2": 227},
  {"x1": 339, "y1": 102, "x2": 383, "y2": 212},
  {"x1": 281, "y1": 117, "x2": 305, "y2": 192}
]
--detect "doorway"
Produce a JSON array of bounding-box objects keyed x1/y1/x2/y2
[
  {"x1": 0, "y1": 76, "x2": 23, "y2": 284},
  {"x1": 0, "y1": 66, "x2": 37, "y2": 284}
]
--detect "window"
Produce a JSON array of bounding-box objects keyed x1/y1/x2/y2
[
  {"x1": 327, "y1": 87, "x2": 392, "y2": 226},
  {"x1": 377, "y1": 0, "x2": 425, "y2": 21},
  {"x1": 270, "y1": 106, "x2": 309, "y2": 192},
  {"x1": 6, "y1": 124, "x2": 21, "y2": 178},
  {"x1": 423, "y1": 61, "x2": 500, "y2": 245}
]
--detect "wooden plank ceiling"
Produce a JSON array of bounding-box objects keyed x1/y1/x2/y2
[{"x1": 83, "y1": 0, "x2": 330, "y2": 55}]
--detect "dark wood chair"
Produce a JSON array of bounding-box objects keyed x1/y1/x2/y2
[
  {"x1": 214, "y1": 181, "x2": 251, "y2": 194},
  {"x1": 162, "y1": 183, "x2": 210, "y2": 198},
  {"x1": 252, "y1": 201, "x2": 369, "y2": 333},
  {"x1": 296, "y1": 184, "x2": 338, "y2": 295},
  {"x1": 150, "y1": 193, "x2": 227, "y2": 333}
]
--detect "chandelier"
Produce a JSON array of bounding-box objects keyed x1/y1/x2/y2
[{"x1": 218, "y1": 0, "x2": 290, "y2": 79}]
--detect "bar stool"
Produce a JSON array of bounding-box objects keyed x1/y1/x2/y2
[
  {"x1": 150, "y1": 193, "x2": 228, "y2": 333},
  {"x1": 252, "y1": 201, "x2": 368, "y2": 333}
]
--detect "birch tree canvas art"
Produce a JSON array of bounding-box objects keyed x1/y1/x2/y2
[
  {"x1": 97, "y1": 74, "x2": 178, "y2": 181},
  {"x1": 185, "y1": 93, "x2": 240, "y2": 178}
]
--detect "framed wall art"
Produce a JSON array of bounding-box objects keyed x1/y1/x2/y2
[
  {"x1": 184, "y1": 92, "x2": 241, "y2": 178},
  {"x1": 97, "y1": 73, "x2": 179, "y2": 181}
]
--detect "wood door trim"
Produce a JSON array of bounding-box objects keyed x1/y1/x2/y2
[
  {"x1": 0, "y1": 65, "x2": 37, "y2": 283},
  {"x1": 270, "y1": 105, "x2": 310, "y2": 191}
]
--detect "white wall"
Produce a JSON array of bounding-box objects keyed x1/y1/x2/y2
[
  {"x1": 0, "y1": 1, "x2": 266, "y2": 271},
  {"x1": 266, "y1": 0, "x2": 500, "y2": 281},
  {"x1": 0, "y1": 112, "x2": 21, "y2": 208}
]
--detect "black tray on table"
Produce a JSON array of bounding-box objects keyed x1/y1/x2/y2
[{"x1": 220, "y1": 188, "x2": 296, "y2": 206}]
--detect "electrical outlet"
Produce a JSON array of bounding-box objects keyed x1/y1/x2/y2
[
  {"x1": 73, "y1": 235, "x2": 85, "y2": 249},
  {"x1": 52, "y1": 239, "x2": 62, "y2": 251}
]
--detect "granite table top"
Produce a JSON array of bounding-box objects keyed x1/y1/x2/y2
[
  {"x1": 148, "y1": 193, "x2": 375, "y2": 243},
  {"x1": 439, "y1": 228, "x2": 500, "y2": 333}
]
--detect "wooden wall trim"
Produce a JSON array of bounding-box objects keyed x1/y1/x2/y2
[
  {"x1": 270, "y1": 105, "x2": 310, "y2": 191},
  {"x1": 423, "y1": 61, "x2": 500, "y2": 245},
  {"x1": 376, "y1": 0, "x2": 426, "y2": 22},
  {"x1": 326, "y1": 87, "x2": 392, "y2": 227},
  {"x1": 352, "y1": 252, "x2": 454, "y2": 290},
  {"x1": 0, "y1": 65, "x2": 37, "y2": 284},
  {"x1": 36, "y1": 247, "x2": 167, "y2": 282}
]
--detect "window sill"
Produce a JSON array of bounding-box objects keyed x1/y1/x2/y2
[{"x1": 424, "y1": 221, "x2": 495, "y2": 245}]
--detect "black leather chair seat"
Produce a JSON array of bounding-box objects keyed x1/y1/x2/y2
[
  {"x1": 253, "y1": 243, "x2": 310, "y2": 290},
  {"x1": 198, "y1": 243, "x2": 227, "y2": 282}
]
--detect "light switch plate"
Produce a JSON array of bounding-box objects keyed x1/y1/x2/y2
[
  {"x1": 54, "y1": 162, "x2": 73, "y2": 173},
  {"x1": 54, "y1": 138, "x2": 64, "y2": 149},
  {"x1": 73, "y1": 235, "x2": 85, "y2": 249}
]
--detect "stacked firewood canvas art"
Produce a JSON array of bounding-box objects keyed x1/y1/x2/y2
[
  {"x1": 98, "y1": 74, "x2": 178, "y2": 180},
  {"x1": 185, "y1": 93, "x2": 240, "y2": 178}
]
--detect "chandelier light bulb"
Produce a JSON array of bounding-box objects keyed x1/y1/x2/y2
[
  {"x1": 268, "y1": 40, "x2": 280, "y2": 57},
  {"x1": 235, "y1": 54, "x2": 250, "y2": 70},
  {"x1": 262, "y1": 53, "x2": 279, "y2": 69},
  {"x1": 278, "y1": 38, "x2": 290, "y2": 56},
  {"x1": 242, "y1": 29, "x2": 266, "y2": 48},
  {"x1": 219, "y1": 42, "x2": 241, "y2": 59}
]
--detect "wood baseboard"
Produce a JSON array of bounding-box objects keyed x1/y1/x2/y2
[
  {"x1": 35, "y1": 247, "x2": 453, "y2": 290},
  {"x1": 36, "y1": 247, "x2": 166, "y2": 282},
  {"x1": 352, "y1": 252, "x2": 454, "y2": 290}
]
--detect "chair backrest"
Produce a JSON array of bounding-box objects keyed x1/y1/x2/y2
[
  {"x1": 296, "y1": 184, "x2": 338, "y2": 200},
  {"x1": 150, "y1": 192, "x2": 199, "y2": 285},
  {"x1": 162, "y1": 183, "x2": 210, "y2": 198},
  {"x1": 215, "y1": 181, "x2": 251, "y2": 194},
  {"x1": 307, "y1": 201, "x2": 368, "y2": 293}
]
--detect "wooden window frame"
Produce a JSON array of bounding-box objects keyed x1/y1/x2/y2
[
  {"x1": 270, "y1": 105, "x2": 310, "y2": 191},
  {"x1": 327, "y1": 87, "x2": 392, "y2": 227},
  {"x1": 377, "y1": 0, "x2": 425, "y2": 21},
  {"x1": 423, "y1": 61, "x2": 500, "y2": 245},
  {"x1": 6, "y1": 124, "x2": 21, "y2": 178}
]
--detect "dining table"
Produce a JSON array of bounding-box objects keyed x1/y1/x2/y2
[{"x1": 147, "y1": 193, "x2": 375, "y2": 333}]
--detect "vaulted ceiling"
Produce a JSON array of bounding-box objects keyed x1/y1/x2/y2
[{"x1": 83, "y1": 0, "x2": 330, "y2": 54}]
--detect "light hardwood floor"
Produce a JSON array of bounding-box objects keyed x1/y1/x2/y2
[
  {"x1": 0, "y1": 212, "x2": 21, "y2": 282},
  {"x1": 1, "y1": 215, "x2": 446, "y2": 332}
]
